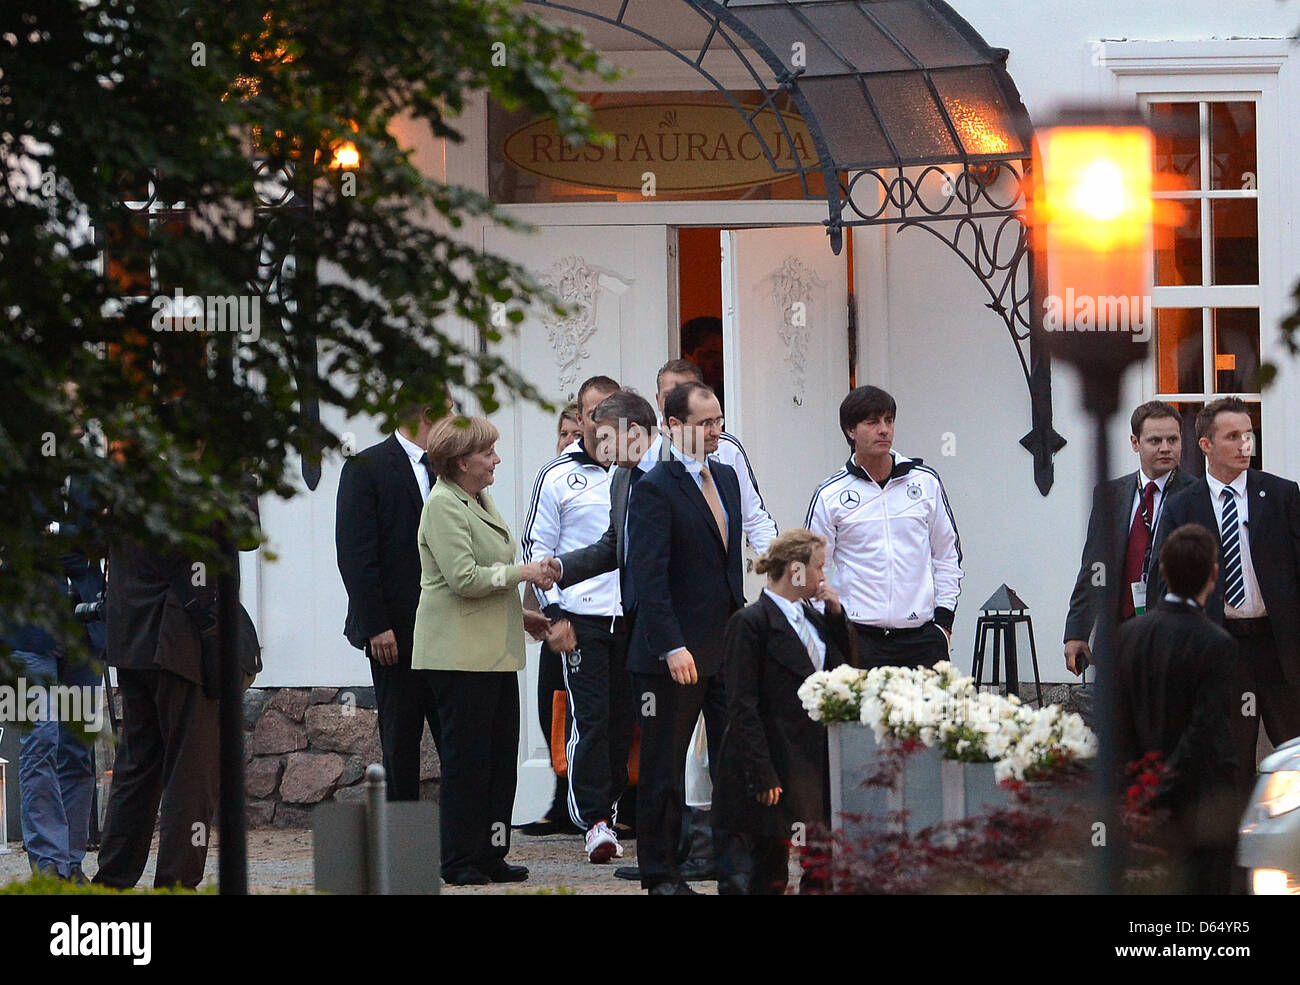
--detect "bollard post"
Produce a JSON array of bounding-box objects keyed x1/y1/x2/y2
[{"x1": 364, "y1": 764, "x2": 390, "y2": 895}]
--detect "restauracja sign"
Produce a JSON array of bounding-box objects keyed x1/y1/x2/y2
[{"x1": 502, "y1": 101, "x2": 818, "y2": 194}]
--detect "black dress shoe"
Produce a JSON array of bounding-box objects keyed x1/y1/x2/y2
[
  {"x1": 443, "y1": 868, "x2": 492, "y2": 886},
  {"x1": 516, "y1": 817, "x2": 580, "y2": 837},
  {"x1": 648, "y1": 881, "x2": 698, "y2": 896},
  {"x1": 678, "y1": 859, "x2": 716, "y2": 882},
  {"x1": 482, "y1": 862, "x2": 529, "y2": 883},
  {"x1": 613, "y1": 865, "x2": 641, "y2": 881}
]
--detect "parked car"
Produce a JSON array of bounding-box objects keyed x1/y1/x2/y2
[{"x1": 1238, "y1": 736, "x2": 1300, "y2": 894}]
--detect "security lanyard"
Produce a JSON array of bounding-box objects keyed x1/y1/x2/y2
[{"x1": 1138, "y1": 479, "x2": 1164, "y2": 581}]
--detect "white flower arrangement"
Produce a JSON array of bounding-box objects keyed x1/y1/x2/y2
[
  {"x1": 801, "y1": 659, "x2": 1097, "y2": 778},
  {"x1": 993, "y1": 704, "x2": 1098, "y2": 782}
]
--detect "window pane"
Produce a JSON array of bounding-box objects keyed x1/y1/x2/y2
[
  {"x1": 152, "y1": 215, "x2": 190, "y2": 296},
  {"x1": 1156, "y1": 308, "x2": 1204, "y2": 395},
  {"x1": 103, "y1": 216, "x2": 151, "y2": 296},
  {"x1": 1214, "y1": 308, "x2": 1261, "y2": 392},
  {"x1": 1154, "y1": 199, "x2": 1201, "y2": 286},
  {"x1": 1152, "y1": 102, "x2": 1200, "y2": 192},
  {"x1": 1170, "y1": 401, "x2": 1204, "y2": 477},
  {"x1": 1210, "y1": 101, "x2": 1256, "y2": 191},
  {"x1": 1210, "y1": 198, "x2": 1259, "y2": 285}
]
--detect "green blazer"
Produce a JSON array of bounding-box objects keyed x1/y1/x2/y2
[{"x1": 411, "y1": 478, "x2": 526, "y2": 672}]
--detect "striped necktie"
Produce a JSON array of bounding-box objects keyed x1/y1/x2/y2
[
  {"x1": 1220, "y1": 487, "x2": 1247, "y2": 608},
  {"x1": 791, "y1": 606, "x2": 823, "y2": 670}
]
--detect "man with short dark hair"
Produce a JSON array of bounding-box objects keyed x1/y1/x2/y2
[
  {"x1": 1151, "y1": 396, "x2": 1300, "y2": 803},
  {"x1": 627, "y1": 381, "x2": 745, "y2": 894},
  {"x1": 679, "y1": 317, "x2": 724, "y2": 401},
  {"x1": 1116, "y1": 523, "x2": 1238, "y2": 894},
  {"x1": 335, "y1": 399, "x2": 443, "y2": 801},
  {"x1": 806, "y1": 386, "x2": 962, "y2": 669},
  {"x1": 520, "y1": 374, "x2": 631, "y2": 863},
  {"x1": 1064, "y1": 400, "x2": 1191, "y2": 674},
  {"x1": 653, "y1": 359, "x2": 775, "y2": 554}
]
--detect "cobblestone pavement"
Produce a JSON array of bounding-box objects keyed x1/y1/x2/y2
[{"x1": 0, "y1": 828, "x2": 707, "y2": 895}]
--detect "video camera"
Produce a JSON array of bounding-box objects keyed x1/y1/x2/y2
[{"x1": 71, "y1": 587, "x2": 105, "y2": 624}]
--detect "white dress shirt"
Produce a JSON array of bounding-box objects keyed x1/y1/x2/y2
[
  {"x1": 660, "y1": 440, "x2": 729, "y2": 660},
  {"x1": 1129, "y1": 469, "x2": 1172, "y2": 534},
  {"x1": 764, "y1": 588, "x2": 826, "y2": 670},
  {"x1": 394, "y1": 429, "x2": 433, "y2": 501},
  {"x1": 1205, "y1": 469, "x2": 1266, "y2": 618}
]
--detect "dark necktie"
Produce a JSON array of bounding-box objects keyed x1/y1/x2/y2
[
  {"x1": 1120, "y1": 480, "x2": 1157, "y2": 619},
  {"x1": 418, "y1": 452, "x2": 435, "y2": 491},
  {"x1": 1220, "y1": 487, "x2": 1247, "y2": 608}
]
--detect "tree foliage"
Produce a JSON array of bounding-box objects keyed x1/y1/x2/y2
[{"x1": 0, "y1": 0, "x2": 613, "y2": 671}]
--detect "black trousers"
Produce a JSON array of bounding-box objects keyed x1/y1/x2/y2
[
  {"x1": 854, "y1": 621, "x2": 949, "y2": 670},
  {"x1": 633, "y1": 670, "x2": 735, "y2": 890},
  {"x1": 370, "y1": 656, "x2": 442, "y2": 801},
  {"x1": 94, "y1": 668, "x2": 219, "y2": 890},
  {"x1": 562, "y1": 614, "x2": 634, "y2": 830},
  {"x1": 1226, "y1": 623, "x2": 1300, "y2": 800},
  {"x1": 536, "y1": 642, "x2": 570, "y2": 822},
  {"x1": 729, "y1": 832, "x2": 791, "y2": 895},
  {"x1": 423, "y1": 669, "x2": 519, "y2": 879}
]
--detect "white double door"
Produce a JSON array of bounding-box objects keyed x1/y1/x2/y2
[{"x1": 483, "y1": 221, "x2": 848, "y2": 823}]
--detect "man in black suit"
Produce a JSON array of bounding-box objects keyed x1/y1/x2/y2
[
  {"x1": 1116, "y1": 523, "x2": 1238, "y2": 893},
  {"x1": 552, "y1": 389, "x2": 659, "y2": 600},
  {"x1": 1065, "y1": 400, "x2": 1191, "y2": 674},
  {"x1": 336, "y1": 403, "x2": 442, "y2": 801},
  {"x1": 1150, "y1": 397, "x2": 1300, "y2": 801},
  {"x1": 626, "y1": 381, "x2": 746, "y2": 895},
  {"x1": 94, "y1": 538, "x2": 222, "y2": 889}
]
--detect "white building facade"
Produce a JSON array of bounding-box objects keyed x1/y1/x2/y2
[{"x1": 245, "y1": 2, "x2": 1300, "y2": 820}]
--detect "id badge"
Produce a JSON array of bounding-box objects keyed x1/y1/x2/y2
[{"x1": 1130, "y1": 581, "x2": 1147, "y2": 616}]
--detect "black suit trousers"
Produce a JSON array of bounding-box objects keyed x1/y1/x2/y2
[
  {"x1": 423, "y1": 669, "x2": 519, "y2": 878},
  {"x1": 94, "y1": 668, "x2": 220, "y2": 890},
  {"x1": 854, "y1": 622, "x2": 949, "y2": 671},
  {"x1": 633, "y1": 670, "x2": 734, "y2": 890},
  {"x1": 1228, "y1": 626, "x2": 1300, "y2": 798},
  {"x1": 563, "y1": 615, "x2": 634, "y2": 830},
  {"x1": 369, "y1": 657, "x2": 441, "y2": 801}
]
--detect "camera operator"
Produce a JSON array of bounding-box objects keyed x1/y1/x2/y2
[{"x1": 1, "y1": 486, "x2": 106, "y2": 883}]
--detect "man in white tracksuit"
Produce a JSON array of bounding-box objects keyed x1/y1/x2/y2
[
  {"x1": 520, "y1": 375, "x2": 633, "y2": 864},
  {"x1": 806, "y1": 385, "x2": 963, "y2": 669}
]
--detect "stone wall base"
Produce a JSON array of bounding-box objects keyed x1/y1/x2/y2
[{"x1": 94, "y1": 686, "x2": 440, "y2": 831}]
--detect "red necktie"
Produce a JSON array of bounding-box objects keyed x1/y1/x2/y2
[{"x1": 1120, "y1": 481, "x2": 1157, "y2": 619}]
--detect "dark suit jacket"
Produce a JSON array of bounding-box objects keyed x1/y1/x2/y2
[
  {"x1": 1064, "y1": 468, "x2": 1193, "y2": 644},
  {"x1": 714, "y1": 593, "x2": 857, "y2": 839},
  {"x1": 336, "y1": 434, "x2": 428, "y2": 665},
  {"x1": 555, "y1": 464, "x2": 639, "y2": 613},
  {"x1": 626, "y1": 456, "x2": 744, "y2": 677},
  {"x1": 1115, "y1": 600, "x2": 1239, "y2": 847},
  {"x1": 105, "y1": 539, "x2": 209, "y2": 684},
  {"x1": 1150, "y1": 470, "x2": 1300, "y2": 684}
]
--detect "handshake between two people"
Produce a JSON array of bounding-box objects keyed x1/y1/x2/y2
[
  {"x1": 520, "y1": 555, "x2": 563, "y2": 592},
  {"x1": 520, "y1": 556, "x2": 577, "y2": 652}
]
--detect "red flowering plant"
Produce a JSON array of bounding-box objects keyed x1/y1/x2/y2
[
  {"x1": 1122, "y1": 751, "x2": 1171, "y2": 840},
  {"x1": 797, "y1": 742, "x2": 1169, "y2": 893}
]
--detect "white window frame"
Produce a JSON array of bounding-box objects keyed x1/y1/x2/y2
[{"x1": 1098, "y1": 39, "x2": 1293, "y2": 471}]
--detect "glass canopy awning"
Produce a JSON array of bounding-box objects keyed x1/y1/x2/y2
[{"x1": 524, "y1": 0, "x2": 1063, "y2": 493}]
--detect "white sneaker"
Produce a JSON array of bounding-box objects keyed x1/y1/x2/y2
[{"x1": 585, "y1": 821, "x2": 622, "y2": 864}]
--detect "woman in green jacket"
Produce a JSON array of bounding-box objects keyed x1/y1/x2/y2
[{"x1": 413, "y1": 414, "x2": 556, "y2": 885}]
